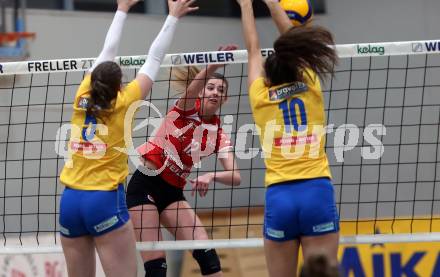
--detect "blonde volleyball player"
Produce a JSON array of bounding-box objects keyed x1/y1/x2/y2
[
  {"x1": 237, "y1": 0, "x2": 339, "y2": 276},
  {"x1": 58, "y1": 1, "x2": 197, "y2": 276},
  {"x1": 126, "y1": 45, "x2": 241, "y2": 277}
]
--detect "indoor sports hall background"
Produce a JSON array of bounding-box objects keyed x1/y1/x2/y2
[{"x1": 0, "y1": 0, "x2": 440, "y2": 276}]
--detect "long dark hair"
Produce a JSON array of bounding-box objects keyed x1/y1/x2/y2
[
  {"x1": 264, "y1": 24, "x2": 337, "y2": 86},
  {"x1": 87, "y1": 61, "x2": 122, "y2": 118},
  {"x1": 300, "y1": 254, "x2": 341, "y2": 277}
]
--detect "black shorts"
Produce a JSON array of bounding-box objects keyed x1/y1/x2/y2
[{"x1": 126, "y1": 169, "x2": 186, "y2": 214}]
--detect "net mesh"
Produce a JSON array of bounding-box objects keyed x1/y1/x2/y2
[{"x1": 0, "y1": 40, "x2": 440, "y2": 251}]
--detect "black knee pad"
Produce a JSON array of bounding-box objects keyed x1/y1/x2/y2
[
  {"x1": 192, "y1": 249, "x2": 222, "y2": 275},
  {"x1": 144, "y1": 258, "x2": 167, "y2": 277}
]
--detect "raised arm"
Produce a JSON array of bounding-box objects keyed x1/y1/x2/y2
[
  {"x1": 263, "y1": 0, "x2": 293, "y2": 34},
  {"x1": 136, "y1": 0, "x2": 198, "y2": 100},
  {"x1": 236, "y1": 0, "x2": 263, "y2": 88},
  {"x1": 89, "y1": 0, "x2": 139, "y2": 72},
  {"x1": 177, "y1": 44, "x2": 238, "y2": 111}
]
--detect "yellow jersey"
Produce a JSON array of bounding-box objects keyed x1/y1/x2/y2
[
  {"x1": 249, "y1": 70, "x2": 331, "y2": 187},
  {"x1": 60, "y1": 75, "x2": 142, "y2": 191}
]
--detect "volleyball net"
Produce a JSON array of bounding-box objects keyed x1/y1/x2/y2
[{"x1": 0, "y1": 39, "x2": 440, "y2": 253}]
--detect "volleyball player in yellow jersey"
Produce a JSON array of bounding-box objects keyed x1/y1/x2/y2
[
  {"x1": 236, "y1": 0, "x2": 340, "y2": 276},
  {"x1": 58, "y1": 1, "x2": 198, "y2": 276}
]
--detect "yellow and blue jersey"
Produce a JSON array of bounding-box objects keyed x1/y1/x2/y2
[
  {"x1": 60, "y1": 75, "x2": 142, "y2": 191},
  {"x1": 249, "y1": 69, "x2": 331, "y2": 187}
]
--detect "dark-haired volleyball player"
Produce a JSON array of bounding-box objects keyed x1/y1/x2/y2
[
  {"x1": 237, "y1": 0, "x2": 340, "y2": 276},
  {"x1": 300, "y1": 254, "x2": 341, "y2": 277},
  {"x1": 126, "y1": 45, "x2": 241, "y2": 277},
  {"x1": 58, "y1": 1, "x2": 197, "y2": 276}
]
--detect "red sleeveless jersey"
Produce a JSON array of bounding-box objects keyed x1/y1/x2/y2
[{"x1": 137, "y1": 100, "x2": 232, "y2": 188}]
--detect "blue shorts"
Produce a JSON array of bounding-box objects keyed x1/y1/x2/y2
[
  {"x1": 264, "y1": 178, "x2": 339, "y2": 241},
  {"x1": 59, "y1": 184, "x2": 130, "y2": 238}
]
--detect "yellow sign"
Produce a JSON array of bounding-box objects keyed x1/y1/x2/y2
[
  {"x1": 338, "y1": 219, "x2": 440, "y2": 276},
  {"x1": 339, "y1": 242, "x2": 440, "y2": 277}
]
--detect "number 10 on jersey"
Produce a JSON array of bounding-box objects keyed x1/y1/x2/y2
[{"x1": 278, "y1": 98, "x2": 307, "y2": 133}]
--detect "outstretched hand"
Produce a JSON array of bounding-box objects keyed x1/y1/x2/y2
[
  {"x1": 218, "y1": 44, "x2": 239, "y2": 52},
  {"x1": 168, "y1": 0, "x2": 199, "y2": 18},
  {"x1": 117, "y1": 0, "x2": 141, "y2": 12},
  {"x1": 190, "y1": 173, "x2": 213, "y2": 198}
]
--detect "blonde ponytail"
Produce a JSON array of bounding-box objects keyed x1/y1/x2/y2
[{"x1": 171, "y1": 66, "x2": 201, "y2": 95}]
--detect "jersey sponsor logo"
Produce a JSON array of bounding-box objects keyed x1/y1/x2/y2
[
  {"x1": 77, "y1": 97, "x2": 89, "y2": 109},
  {"x1": 274, "y1": 134, "x2": 317, "y2": 147},
  {"x1": 94, "y1": 215, "x2": 119, "y2": 233},
  {"x1": 71, "y1": 141, "x2": 107, "y2": 152},
  {"x1": 268, "y1": 82, "x2": 308, "y2": 101},
  {"x1": 167, "y1": 160, "x2": 191, "y2": 179},
  {"x1": 266, "y1": 228, "x2": 285, "y2": 239},
  {"x1": 312, "y1": 222, "x2": 335, "y2": 233},
  {"x1": 77, "y1": 98, "x2": 104, "y2": 111}
]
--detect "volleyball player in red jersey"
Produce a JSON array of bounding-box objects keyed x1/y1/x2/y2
[{"x1": 126, "y1": 45, "x2": 241, "y2": 277}]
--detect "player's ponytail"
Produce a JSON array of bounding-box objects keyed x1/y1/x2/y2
[
  {"x1": 171, "y1": 66, "x2": 202, "y2": 95},
  {"x1": 264, "y1": 24, "x2": 337, "y2": 86},
  {"x1": 88, "y1": 61, "x2": 122, "y2": 118}
]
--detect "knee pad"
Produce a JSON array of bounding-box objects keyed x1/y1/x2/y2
[
  {"x1": 144, "y1": 258, "x2": 167, "y2": 277},
  {"x1": 192, "y1": 249, "x2": 222, "y2": 275}
]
